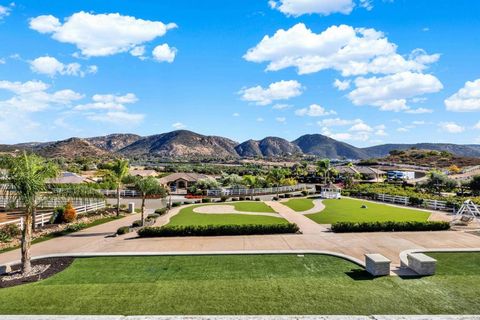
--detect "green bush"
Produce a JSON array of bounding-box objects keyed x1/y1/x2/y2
[
  {"x1": 116, "y1": 226, "x2": 130, "y2": 235},
  {"x1": 220, "y1": 196, "x2": 228, "y2": 202},
  {"x1": 202, "y1": 198, "x2": 211, "y2": 203},
  {"x1": 0, "y1": 224, "x2": 20, "y2": 237},
  {"x1": 154, "y1": 208, "x2": 167, "y2": 215},
  {"x1": 239, "y1": 196, "x2": 246, "y2": 201},
  {"x1": 120, "y1": 204, "x2": 127, "y2": 209},
  {"x1": 284, "y1": 193, "x2": 291, "y2": 198},
  {"x1": 409, "y1": 197, "x2": 424, "y2": 206},
  {"x1": 0, "y1": 232, "x2": 11, "y2": 243},
  {"x1": 301, "y1": 190, "x2": 308, "y2": 196},
  {"x1": 331, "y1": 221, "x2": 450, "y2": 233},
  {"x1": 272, "y1": 196, "x2": 279, "y2": 201},
  {"x1": 64, "y1": 222, "x2": 88, "y2": 233},
  {"x1": 131, "y1": 220, "x2": 143, "y2": 228},
  {"x1": 49, "y1": 207, "x2": 65, "y2": 224},
  {"x1": 255, "y1": 197, "x2": 261, "y2": 201},
  {"x1": 172, "y1": 202, "x2": 182, "y2": 207},
  {"x1": 231, "y1": 197, "x2": 238, "y2": 201},
  {"x1": 138, "y1": 223, "x2": 300, "y2": 237},
  {"x1": 147, "y1": 213, "x2": 161, "y2": 220}
]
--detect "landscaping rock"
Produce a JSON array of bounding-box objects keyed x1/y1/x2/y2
[
  {"x1": 365, "y1": 253, "x2": 390, "y2": 276},
  {"x1": 0, "y1": 264, "x2": 11, "y2": 275}
]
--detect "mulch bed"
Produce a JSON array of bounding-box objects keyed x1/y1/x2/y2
[{"x1": 0, "y1": 256, "x2": 74, "y2": 288}]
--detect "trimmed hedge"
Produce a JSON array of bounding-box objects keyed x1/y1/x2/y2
[
  {"x1": 331, "y1": 221, "x2": 450, "y2": 233},
  {"x1": 154, "y1": 208, "x2": 167, "y2": 215},
  {"x1": 138, "y1": 223, "x2": 299, "y2": 237},
  {"x1": 116, "y1": 226, "x2": 130, "y2": 235}
]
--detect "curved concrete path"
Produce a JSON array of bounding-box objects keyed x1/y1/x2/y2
[
  {"x1": 193, "y1": 205, "x2": 278, "y2": 217},
  {"x1": 266, "y1": 201, "x2": 329, "y2": 234},
  {"x1": 280, "y1": 199, "x2": 325, "y2": 215}
]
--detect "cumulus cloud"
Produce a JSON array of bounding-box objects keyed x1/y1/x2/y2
[
  {"x1": 87, "y1": 111, "x2": 144, "y2": 125},
  {"x1": 30, "y1": 56, "x2": 97, "y2": 77},
  {"x1": 317, "y1": 118, "x2": 385, "y2": 142},
  {"x1": 0, "y1": 3, "x2": 14, "y2": 20},
  {"x1": 152, "y1": 43, "x2": 177, "y2": 63},
  {"x1": 333, "y1": 79, "x2": 350, "y2": 91},
  {"x1": 73, "y1": 93, "x2": 137, "y2": 111},
  {"x1": 444, "y1": 79, "x2": 480, "y2": 112},
  {"x1": 244, "y1": 24, "x2": 439, "y2": 76},
  {"x1": 295, "y1": 104, "x2": 336, "y2": 117},
  {"x1": 276, "y1": 116, "x2": 286, "y2": 124},
  {"x1": 439, "y1": 122, "x2": 464, "y2": 133},
  {"x1": 0, "y1": 80, "x2": 83, "y2": 112},
  {"x1": 272, "y1": 103, "x2": 291, "y2": 110},
  {"x1": 239, "y1": 80, "x2": 303, "y2": 105},
  {"x1": 348, "y1": 71, "x2": 443, "y2": 112},
  {"x1": 172, "y1": 122, "x2": 186, "y2": 129},
  {"x1": 29, "y1": 11, "x2": 177, "y2": 58},
  {"x1": 268, "y1": 0, "x2": 355, "y2": 16}
]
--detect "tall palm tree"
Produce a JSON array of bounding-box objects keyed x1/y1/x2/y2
[
  {"x1": 1, "y1": 152, "x2": 58, "y2": 274},
  {"x1": 134, "y1": 176, "x2": 166, "y2": 225},
  {"x1": 102, "y1": 159, "x2": 129, "y2": 216},
  {"x1": 267, "y1": 168, "x2": 287, "y2": 197}
]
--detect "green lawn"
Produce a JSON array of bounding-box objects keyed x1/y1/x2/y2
[
  {"x1": 167, "y1": 202, "x2": 287, "y2": 227},
  {"x1": 306, "y1": 198, "x2": 431, "y2": 224},
  {"x1": 1, "y1": 253, "x2": 479, "y2": 314},
  {"x1": 283, "y1": 198, "x2": 314, "y2": 212}
]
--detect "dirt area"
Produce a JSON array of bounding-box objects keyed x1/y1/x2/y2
[{"x1": 0, "y1": 256, "x2": 74, "y2": 288}]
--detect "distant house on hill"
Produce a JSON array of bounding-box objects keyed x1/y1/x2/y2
[
  {"x1": 48, "y1": 172, "x2": 88, "y2": 184},
  {"x1": 158, "y1": 172, "x2": 211, "y2": 194}
]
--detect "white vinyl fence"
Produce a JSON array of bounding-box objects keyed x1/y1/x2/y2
[
  {"x1": 375, "y1": 193, "x2": 454, "y2": 212},
  {"x1": 99, "y1": 189, "x2": 140, "y2": 197},
  {"x1": 0, "y1": 197, "x2": 104, "y2": 209},
  {"x1": 0, "y1": 201, "x2": 106, "y2": 230},
  {"x1": 206, "y1": 184, "x2": 308, "y2": 197}
]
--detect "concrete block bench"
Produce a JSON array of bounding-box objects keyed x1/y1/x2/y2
[
  {"x1": 0, "y1": 264, "x2": 11, "y2": 275},
  {"x1": 365, "y1": 253, "x2": 391, "y2": 276},
  {"x1": 407, "y1": 253, "x2": 437, "y2": 275}
]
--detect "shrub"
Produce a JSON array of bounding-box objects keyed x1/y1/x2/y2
[
  {"x1": 239, "y1": 196, "x2": 246, "y2": 201},
  {"x1": 172, "y1": 202, "x2": 182, "y2": 207},
  {"x1": 202, "y1": 198, "x2": 211, "y2": 203},
  {"x1": 49, "y1": 207, "x2": 64, "y2": 224},
  {"x1": 331, "y1": 221, "x2": 450, "y2": 233},
  {"x1": 245, "y1": 197, "x2": 251, "y2": 201},
  {"x1": 231, "y1": 197, "x2": 239, "y2": 201},
  {"x1": 120, "y1": 204, "x2": 127, "y2": 209},
  {"x1": 255, "y1": 197, "x2": 261, "y2": 201},
  {"x1": 116, "y1": 226, "x2": 130, "y2": 235},
  {"x1": 132, "y1": 220, "x2": 143, "y2": 228},
  {"x1": 64, "y1": 222, "x2": 88, "y2": 233},
  {"x1": 147, "y1": 213, "x2": 161, "y2": 220},
  {"x1": 284, "y1": 193, "x2": 291, "y2": 198},
  {"x1": 279, "y1": 194, "x2": 285, "y2": 198},
  {"x1": 301, "y1": 190, "x2": 308, "y2": 196},
  {"x1": 409, "y1": 197, "x2": 423, "y2": 206},
  {"x1": 0, "y1": 232, "x2": 11, "y2": 243},
  {"x1": 0, "y1": 223, "x2": 20, "y2": 237},
  {"x1": 220, "y1": 196, "x2": 228, "y2": 202},
  {"x1": 62, "y1": 202, "x2": 77, "y2": 223},
  {"x1": 154, "y1": 208, "x2": 167, "y2": 215},
  {"x1": 138, "y1": 223, "x2": 300, "y2": 237},
  {"x1": 272, "y1": 196, "x2": 279, "y2": 201}
]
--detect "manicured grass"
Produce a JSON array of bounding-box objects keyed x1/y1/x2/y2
[
  {"x1": 1, "y1": 253, "x2": 479, "y2": 314},
  {"x1": 283, "y1": 198, "x2": 314, "y2": 212},
  {"x1": 228, "y1": 201, "x2": 276, "y2": 213},
  {"x1": 306, "y1": 198, "x2": 430, "y2": 224},
  {"x1": 167, "y1": 203, "x2": 287, "y2": 227}
]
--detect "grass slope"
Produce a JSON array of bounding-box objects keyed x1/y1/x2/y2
[
  {"x1": 306, "y1": 198, "x2": 430, "y2": 224},
  {"x1": 0, "y1": 253, "x2": 479, "y2": 314},
  {"x1": 283, "y1": 198, "x2": 314, "y2": 212},
  {"x1": 167, "y1": 202, "x2": 286, "y2": 227}
]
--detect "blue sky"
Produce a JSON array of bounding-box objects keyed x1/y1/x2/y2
[{"x1": 0, "y1": 0, "x2": 479, "y2": 147}]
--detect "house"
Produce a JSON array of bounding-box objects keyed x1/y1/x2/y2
[
  {"x1": 48, "y1": 172, "x2": 88, "y2": 184},
  {"x1": 158, "y1": 172, "x2": 212, "y2": 194},
  {"x1": 335, "y1": 166, "x2": 385, "y2": 181}
]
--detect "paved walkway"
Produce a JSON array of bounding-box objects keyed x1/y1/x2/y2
[{"x1": 2, "y1": 200, "x2": 480, "y2": 268}]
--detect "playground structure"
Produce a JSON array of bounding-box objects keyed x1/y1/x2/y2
[{"x1": 454, "y1": 200, "x2": 480, "y2": 223}]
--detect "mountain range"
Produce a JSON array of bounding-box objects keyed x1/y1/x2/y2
[{"x1": 2, "y1": 130, "x2": 480, "y2": 160}]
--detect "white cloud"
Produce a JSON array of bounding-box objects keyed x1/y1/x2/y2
[
  {"x1": 295, "y1": 104, "x2": 336, "y2": 117},
  {"x1": 348, "y1": 71, "x2": 443, "y2": 112},
  {"x1": 73, "y1": 93, "x2": 137, "y2": 111},
  {"x1": 349, "y1": 122, "x2": 372, "y2": 132},
  {"x1": 232, "y1": 112, "x2": 240, "y2": 117},
  {"x1": 256, "y1": 117, "x2": 264, "y2": 122},
  {"x1": 29, "y1": 12, "x2": 177, "y2": 58},
  {"x1": 474, "y1": 121, "x2": 480, "y2": 130},
  {"x1": 172, "y1": 122, "x2": 186, "y2": 129},
  {"x1": 239, "y1": 80, "x2": 303, "y2": 105},
  {"x1": 30, "y1": 56, "x2": 97, "y2": 77},
  {"x1": 268, "y1": 0, "x2": 354, "y2": 16},
  {"x1": 244, "y1": 23, "x2": 439, "y2": 76},
  {"x1": 0, "y1": 80, "x2": 83, "y2": 112},
  {"x1": 333, "y1": 79, "x2": 350, "y2": 91},
  {"x1": 87, "y1": 111, "x2": 144, "y2": 125},
  {"x1": 439, "y1": 122, "x2": 464, "y2": 133},
  {"x1": 405, "y1": 107, "x2": 433, "y2": 114},
  {"x1": 318, "y1": 117, "x2": 360, "y2": 127},
  {"x1": 445, "y1": 79, "x2": 480, "y2": 112},
  {"x1": 359, "y1": 0, "x2": 373, "y2": 11},
  {"x1": 152, "y1": 43, "x2": 177, "y2": 63},
  {"x1": 412, "y1": 120, "x2": 426, "y2": 125},
  {"x1": 0, "y1": 3, "x2": 14, "y2": 20},
  {"x1": 397, "y1": 127, "x2": 409, "y2": 132},
  {"x1": 276, "y1": 116, "x2": 286, "y2": 124},
  {"x1": 130, "y1": 46, "x2": 146, "y2": 58}
]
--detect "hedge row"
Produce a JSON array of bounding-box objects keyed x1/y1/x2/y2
[
  {"x1": 137, "y1": 223, "x2": 299, "y2": 237},
  {"x1": 331, "y1": 221, "x2": 450, "y2": 233}
]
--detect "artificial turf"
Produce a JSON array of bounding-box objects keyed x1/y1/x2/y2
[
  {"x1": 0, "y1": 253, "x2": 479, "y2": 315},
  {"x1": 282, "y1": 198, "x2": 315, "y2": 212},
  {"x1": 167, "y1": 202, "x2": 287, "y2": 227},
  {"x1": 306, "y1": 198, "x2": 430, "y2": 224}
]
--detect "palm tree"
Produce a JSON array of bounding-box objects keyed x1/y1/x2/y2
[
  {"x1": 102, "y1": 159, "x2": 129, "y2": 216},
  {"x1": 267, "y1": 168, "x2": 287, "y2": 197},
  {"x1": 1, "y1": 152, "x2": 58, "y2": 274},
  {"x1": 134, "y1": 176, "x2": 166, "y2": 225},
  {"x1": 316, "y1": 159, "x2": 331, "y2": 183}
]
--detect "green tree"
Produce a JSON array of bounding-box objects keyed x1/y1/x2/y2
[
  {"x1": 267, "y1": 168, "x2": 288, "y2": 197},
  {"x1": 1, "y1": 152, "x2": 59, "y2": 274},
  {"x1": 316, "y1": 159, "x2": 331, "y2": 183},
  {"x1": 468, "y1": 175, "x2": 480, "y2": 196},
  {"x1": 134, "y1": 176, "x2": 166, "y2": 225},
  {"x1": 101, "y1": 159, "x2": 129, "y2": 216}
]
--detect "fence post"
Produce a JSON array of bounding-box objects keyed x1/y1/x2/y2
[{"x1": 20, "y1": 217, "x2": 24, "y2": 230}]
